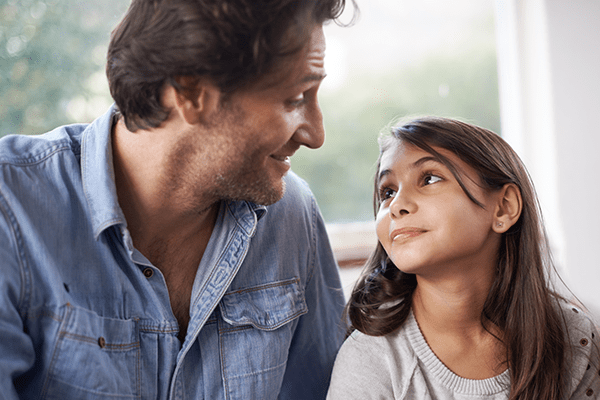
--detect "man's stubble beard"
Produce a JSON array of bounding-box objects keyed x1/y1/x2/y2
[
  {"x1": 179, "y1": 144, "x2": 287, "y2": 209},
  {"x1": 211, "y1": 161, "x2": 287, "y2": 206},
  {"x1": 201, "y1": 103, "x2": 288, "y2": 207},
  {"x1": 163, "y1": 111, "x2": 287, "y2": 214}
]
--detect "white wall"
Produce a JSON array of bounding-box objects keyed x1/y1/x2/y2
[{"x1": 495, "y1": 0, "x2": 600, "y2": 320}]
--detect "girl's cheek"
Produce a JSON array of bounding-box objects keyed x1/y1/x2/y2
[{"x1": 375, "y1": 210, "x2": 390, "y2": 246}]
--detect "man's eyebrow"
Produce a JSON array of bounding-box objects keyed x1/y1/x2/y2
[{"x1": 301, "y1": 73, "x2": 327, "y2": 84}]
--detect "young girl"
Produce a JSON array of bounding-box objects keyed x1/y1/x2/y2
[{"x1": 327, "y1": 117, "x2": 599, "y2": 399}]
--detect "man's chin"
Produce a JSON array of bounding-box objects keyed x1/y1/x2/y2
[
  {"x1": 252, "y1": 179, "x2": 286, "y2": 206},
  {"x1": 220, "y1": 178, "x2": 286, "y2": 206}
]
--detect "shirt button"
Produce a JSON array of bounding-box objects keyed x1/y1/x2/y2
[
  {"x1": 586, "y1": 388, "x2": 594, "y2": 396},
  {"x1": 98, "y1": 337, "x2": 106, "y2": 348},
  {"x1": 581, "y1": 338, "x2": 589, "y2": 346},
  {"x1": 143, "y1": 268, "x2": 154, "y2": 278}
]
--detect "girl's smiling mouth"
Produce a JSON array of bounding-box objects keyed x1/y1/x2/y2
[{"x1": 391, "y1": 227, "x2": 426, "y2": 241}]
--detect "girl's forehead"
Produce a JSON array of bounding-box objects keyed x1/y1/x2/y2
[
  {"x1": 378, "y1": 139, "x2": 481, "y2": 184},
  {"x1": 379, "y1": 141, "x2": 433, "y2": 169}
]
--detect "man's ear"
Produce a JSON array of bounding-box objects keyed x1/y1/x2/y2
[
  {"x1": 169, "y1": 76, "x2": 221, "y2": 125},
  {"x1": 492, "y1": 183, "x2": 522, "y2": 233}
]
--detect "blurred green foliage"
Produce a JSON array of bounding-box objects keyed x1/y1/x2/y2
[
  {"x1": 0, "y1": 0, "x2": 128, "y2": 136},
  {"x1": 1, "y1": 0, "x2": 499, "y2": 223}
]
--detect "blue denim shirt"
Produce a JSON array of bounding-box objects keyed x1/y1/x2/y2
[{"x1": 0, "y1": 107, "x2": 346, "y2": 399}]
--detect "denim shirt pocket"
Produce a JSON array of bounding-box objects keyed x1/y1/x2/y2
[
  {"x1": 219, "y1": 277, "x2": 308, "y2": 400},
  {"x1": 42, "y1": 304, "x2": 140, "y2": 399}
]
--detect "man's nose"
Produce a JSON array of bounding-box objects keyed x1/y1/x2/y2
[{"x1": 295, "y1": 101, "x2": 325, "y2": 149}]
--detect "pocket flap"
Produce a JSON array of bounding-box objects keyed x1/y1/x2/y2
[
  {"x1": 220, "y1": 278, "x2": 307, "y2": 331},
  {"x1": 61, "y1": 305, "x2": 139, "y2": 349}
]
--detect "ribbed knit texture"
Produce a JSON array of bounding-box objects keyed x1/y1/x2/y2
[{"x1": 405, "y1": 311, "x2": 510, "y2": 395}]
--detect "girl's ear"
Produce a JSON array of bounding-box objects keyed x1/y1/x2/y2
[{"x1": 493, "y1": 183, "x2": 522, "y2": 233}]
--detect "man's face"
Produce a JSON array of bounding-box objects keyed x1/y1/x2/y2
[{"x1": 170, "y1": 24, "x2": 327, "y2": 208}]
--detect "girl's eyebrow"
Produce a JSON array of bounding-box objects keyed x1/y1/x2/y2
[
  {"x1": 378, "y1": 156, "x2": 441, "y2": 181},
  {"x1": 413, "y1": 156, "x2": 441, "y2": 168}
]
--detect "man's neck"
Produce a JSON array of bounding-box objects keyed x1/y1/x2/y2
[{"x1": 111, "y1": 117, "x2": 218, "y2": 262}]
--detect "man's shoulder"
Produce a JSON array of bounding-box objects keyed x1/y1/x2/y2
[
  {"x1": 0, "y1": 124, "x2": 90, "y2": 218},
  {"x1": 0, "y1": 123, "x2": 87, "y2": 166}
]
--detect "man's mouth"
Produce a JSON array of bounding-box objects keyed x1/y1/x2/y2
[{"x1": 270, "y1": 154, "x2": 290, "y2": 162}]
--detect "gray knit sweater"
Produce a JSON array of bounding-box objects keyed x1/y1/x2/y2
[{"x1": 327, "y1": 303, "x2": 599, "y2": 399}]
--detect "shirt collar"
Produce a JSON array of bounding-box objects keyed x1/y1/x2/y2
[
  {"x1": 225, "y1": 200, "x2": 267, "y2": 237},
  {"x1": 81, "y1": 105, "x2": 126, "y2": 239}
]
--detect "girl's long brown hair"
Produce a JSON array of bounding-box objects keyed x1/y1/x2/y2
[{"x1": 348, "y1": 117, "x2": 568, "y2": 400}]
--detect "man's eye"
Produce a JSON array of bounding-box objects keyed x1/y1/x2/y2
[
  {"x1": 423, "y1": 174, "x2": 442, "y2": 185},
  {"x1": 287, "y1": 94, "x2": 305, "y2": 107}
]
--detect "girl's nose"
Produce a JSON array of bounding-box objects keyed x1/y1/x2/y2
[{"x1": 389, "y1": 186, "x2": 417, "y2": 217}]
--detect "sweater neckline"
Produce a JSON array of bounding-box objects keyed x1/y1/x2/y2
[{"x1": 405, "y1": 310, "x2": 510, "y2": 395}]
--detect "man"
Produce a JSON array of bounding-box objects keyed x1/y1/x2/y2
[{"x1": 0, "y1": 0, "x2": 354, "y2": 398}]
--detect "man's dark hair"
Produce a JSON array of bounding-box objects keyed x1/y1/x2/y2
[{"x1": 106, "y1": 0, "x2": 353, "y2": 131}]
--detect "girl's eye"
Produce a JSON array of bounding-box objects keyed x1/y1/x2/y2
[
  {"x1": 379, "y1": 187, "x2": 396, "y2": 200},
  {"x1": 423, "y1": 174, "x2": 442, "y2": 186}
]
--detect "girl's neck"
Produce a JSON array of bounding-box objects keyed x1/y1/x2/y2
[
  {"x1": 412, "y1": 275, "x2": 491, "y2": 335},
  {"x1": 411, "y1": 271, "x2": 507, "y2": 379}
]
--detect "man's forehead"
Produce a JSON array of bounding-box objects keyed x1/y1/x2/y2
[{"x1": 250, "y1": 25, "x2": 326, "y2": 91}]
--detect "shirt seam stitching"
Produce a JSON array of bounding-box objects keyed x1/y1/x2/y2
[
  {"x1": 0, "y1": 189, "x2": 31, "y2": 318},
  {"x1": 41, "y1": 304, "x2": 71, "y2": 397},
  {"x1": 218, "y1": 308, "x2": 308, "y2": 333},
  {"x1": 0, "y1": 143, "x2": 71, "y2": 166},
  {"x1": 226, "y1": 360, "x2": 287, "y2": 379},
  {"x1": 305, "y1": 195, "x2": 318, "y2": 287},
  {"x1": 224, "y1": 277, "x2": 300, "y2": 295}
]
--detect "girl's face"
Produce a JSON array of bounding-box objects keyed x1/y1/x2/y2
[{"x1": 375, "y1": 141, "x2": 502, "y2": 279}]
